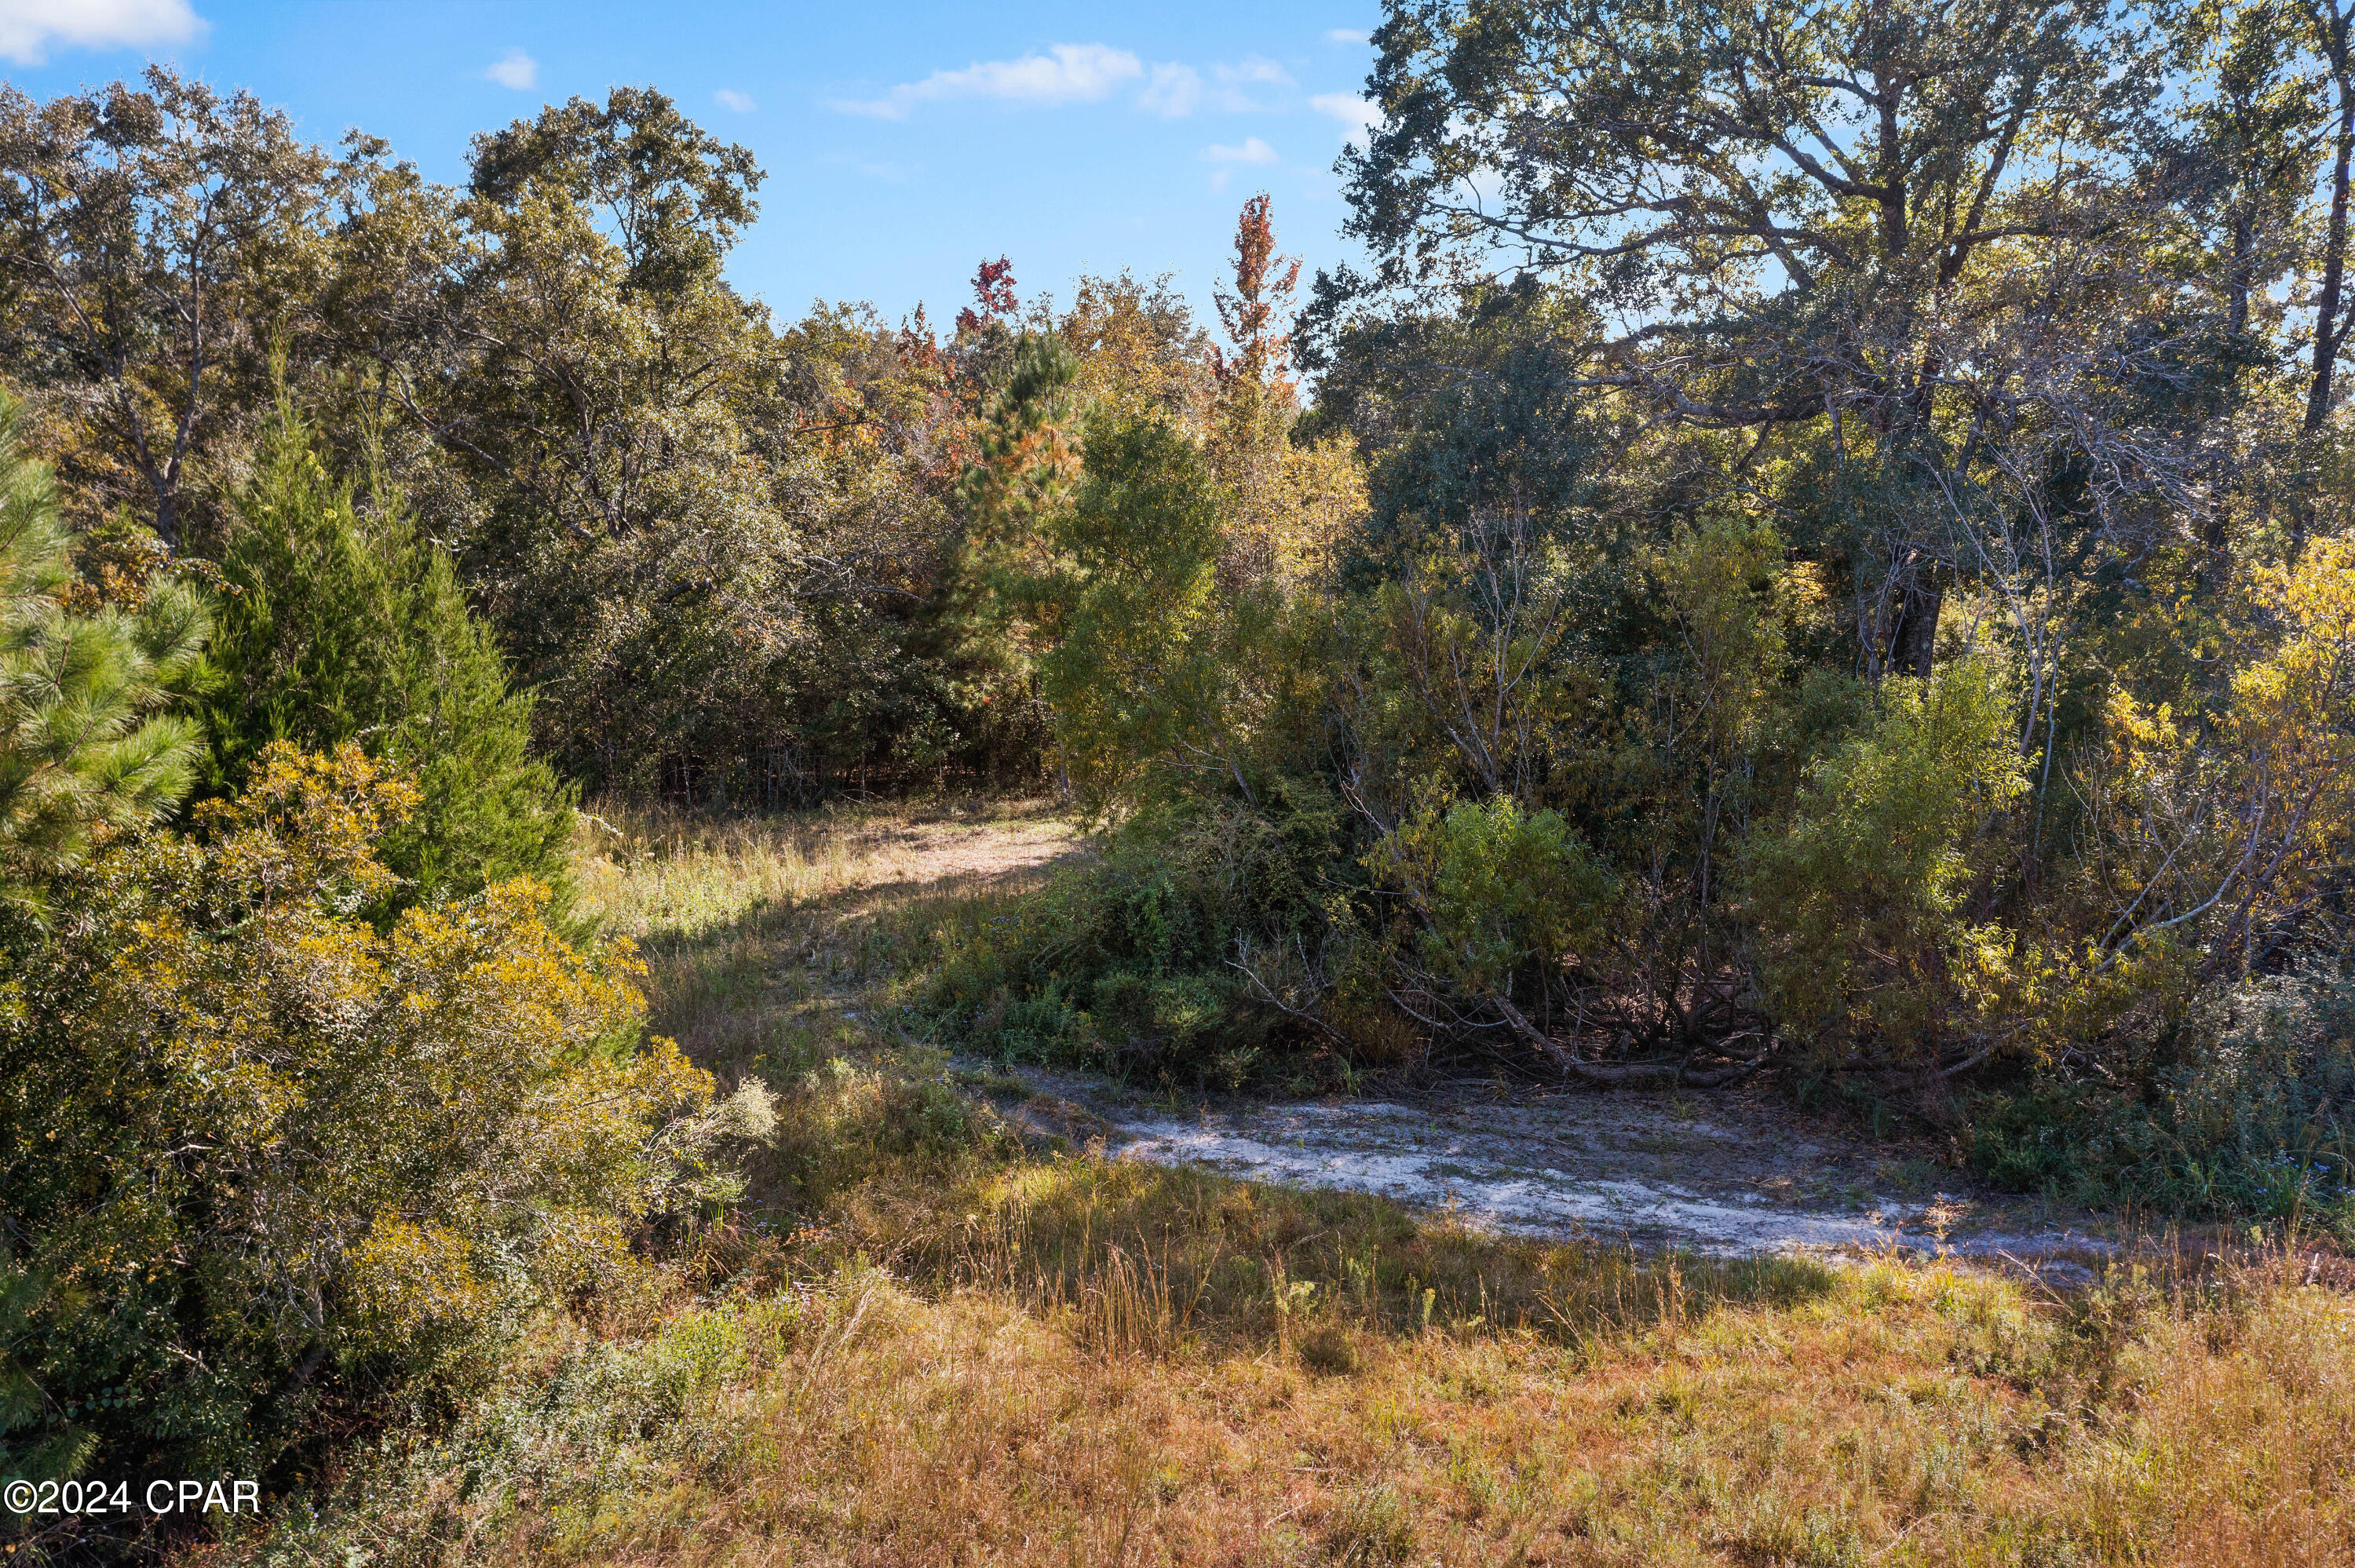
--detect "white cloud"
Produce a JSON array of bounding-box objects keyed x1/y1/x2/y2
[
  {"x1": 831, "y1": 42, "x2": 1141, "y2": 119},
  {"x1": 1310, "y1": 90, "x2": 1381, "y2": 148},
  {"x1": 1138, "y1": 61, "x2": 1200, "y2": 118},
  {"x1": 0, "y1": 0, "x2": 204, "y2": 64},
  {"x1": 1137, "y1": 54, "x2": 1297, "y2": 118},
  {"x1": 485, "y1": 48, "x2": 537, "y2": 89},
  {"x1": 1210, "y1": 54, "x2": 1291, "y2": 111},
  {"x1": 714, "y1": 88, "x2": 755, "y2": 112},
  {"x1": 1324, "y1": 27, "x2": 1369, "y2": 44},
  {"x1": 1203, "y1": 136, "x2": 1279, "y2": 165},
  {"x1": 1218, "y1": 55, "x2": 1292, "y2": 88},
  {"x1": 1204, "y1": 136, "x2": 1276, "y2": 188}
]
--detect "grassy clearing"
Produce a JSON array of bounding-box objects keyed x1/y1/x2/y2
[
  {"x1": 572, "y1": 796, "x2": 1071, "y2": 1081},
  {"x1": 212, "y1": 806, "x2": 2355, "y2": 1567}
]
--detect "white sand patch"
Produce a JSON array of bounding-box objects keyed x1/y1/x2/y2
[{"x1": 987, "y1": 1074, "x2": 2117, "y2": 1268}]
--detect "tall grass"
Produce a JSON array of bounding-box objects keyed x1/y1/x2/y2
[
  {"x1": 226, "y1": 1231, "x2": 2355, "y2": 1566},
  {"x1": 206, "y1": 804, "x2": 2355, "y2": 1568},
  {"x1": 571, "y1": 797, "x2": 1072, "y2": 1088}
]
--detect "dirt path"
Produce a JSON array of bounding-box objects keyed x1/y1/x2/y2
[
  {"x1": 889, "y1": 819, "x2": 2120, "y2": 1276},
  {"x1": 973, "y1": 1065, "x2": 2119, "y2": 1278},
  {"x1": 827, "y1": 815, "x2": 1086, "y2": 892}
]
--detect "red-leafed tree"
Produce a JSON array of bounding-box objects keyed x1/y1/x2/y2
[
  {"x1": 1203, "y1": 194, "x2": 1362, "y2": 594},
  {"x1": 1210, "y1": 195, "x2": 1300, "y2": 394},
  {"x1": 955, "y1": 255, "x2": 1019, "y2": 334}
]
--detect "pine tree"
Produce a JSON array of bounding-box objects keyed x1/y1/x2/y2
[
  {"x1": 203, "y1": 405, "x2": 572, "y2": 908},
  {"x1": 0, "y1": 395, "x2": 207, "y2": 905}
]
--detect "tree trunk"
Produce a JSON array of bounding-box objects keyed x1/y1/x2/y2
[
  {"x1": 2305, "y1": 68, "x2": 2355, "y2": 439},
  {"x1": 1892, "y1": 574, "x2": 1941, "y2": 680},
  {"x1": 152, "y1": 488, "x2": 180, "y2": 553}
]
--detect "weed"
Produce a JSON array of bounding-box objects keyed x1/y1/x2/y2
[
  {"x1": 1325, "y1": 1483, "x2": 1416, "y2": 1565},
  {"x1": 1298, "y1": 1321, "x2": 1360, "y2": 1376}
]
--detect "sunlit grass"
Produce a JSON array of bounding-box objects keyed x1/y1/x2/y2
[
  {"x1": 217, "y1": 802, "x2": 2355, "y2": 1568},
  {"x1": 245, "y1": 1213, "x2": 2355, "y2": 1566},
  {"x1": 573, "y1": 796, "x2": 1073, "y2": 942},
  {"x1": 568, "y1": 797, "x2": 1077, "y2": 1093}
]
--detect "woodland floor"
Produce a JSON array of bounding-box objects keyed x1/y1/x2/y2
[
  {"x1": 606, "y1": 804, "x2": 2127, "y2": 1278},
  {"x1": 237, "y1": 799, "x2": 2355, "y2": 1568}
]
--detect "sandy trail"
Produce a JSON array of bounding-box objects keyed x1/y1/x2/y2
[
  {"x1": 889, "y1": 819, "x2": 2118, "y2": 1274},
  {"x1": 835, "y1": 818, "x2": 1086, "y2": 892},
  {"x1": 975, "y1": 1066, "x2": 2117, "y2": 1275}
]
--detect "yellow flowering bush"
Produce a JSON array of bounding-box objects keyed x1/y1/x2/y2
[{"x1": 0, "y1": 743, "x2": 741, "y2": 1497}]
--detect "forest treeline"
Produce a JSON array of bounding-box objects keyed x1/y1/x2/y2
[
  {"x1": 8, "y1": 0, "x2": 2355, "y2": 1547},
  {"x1": 928, "y1": 0, "x2": 2355, "y2": 1223}
]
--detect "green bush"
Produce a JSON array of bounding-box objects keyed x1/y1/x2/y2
[
  {"x1": 1967, "y1": 956, "x2": 2355, "y2": 1237},
  {"x1": 927, "y1": 789, "x2": 1352, "y2": 1085},
  {"x1": 227, "y1": 1291, "x2": 811, "y2": 1568},
  {"x1": 1741, "y1": 653, "x2": 2028, "y2": 1066},
  {"x1": 1387, "y1": 795, "x2": 1616, "y2": 997},
  {"x1": 2162, "y1": 957, "x2": 2355, "y2": 1223}
]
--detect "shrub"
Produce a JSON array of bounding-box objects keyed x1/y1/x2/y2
[
  {"x1": 1742, "y1": 652, "x2": 2028, "y2": 1066},
  {"x1": 1386, "y1": 794, "x2": 1616, "y2": 997},
  {"x1": 928, "y1": 789, "x2": 1352, "y2": 1084},
  {"x1": 0, "y1": 744, "x2": 752, "y2": 1520},
  {"x1": 1964, "y1": 955, "x2": 2355, "y2": 1236},
  {"x1": 2163, "y1": 957, "x2": 2355, "y2": 1223}
]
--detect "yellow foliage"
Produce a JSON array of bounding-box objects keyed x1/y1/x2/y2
[
  {"x1": 2222, "y1": 537, "x2": 2355, "y2": 932},
  {"x1": 1061, "y1": 270, "x2": 1214, "y2": 431},
  {"x1": 1742, "y1": 653, "x2": 2028, "y2": 1060},
  {"x1": 1658, "y1": 512, "x2": 1791, "y2": 762},
  {"x1": 347, "y1": 1215, "x2": 493, "y2": 1342},
  {"x1": 3, "y1": 743, "x2": 732, "y2": 1479},
  {"x1": 2087, "y1": 537, "x2": 2355, "y2": 975}
]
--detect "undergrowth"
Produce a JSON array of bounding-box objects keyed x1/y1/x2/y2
[
  {"x1": 1963, "y1": 957, "x2": 2355, "y2": 1242},
  {"x1": 921, "y1": 790, "x2": 1378, "y2": 1089},
  {"x1": 187, "y1": 804, "x2": 2355, "y2": 1567}
]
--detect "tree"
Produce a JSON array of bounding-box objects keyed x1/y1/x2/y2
[
  {"x1": 1058, "y1": 268, "x2": 1214, "y2": 428},
  {"x1": 467, "y1": 86, "x2": 761, "y2": 301},
  {"x1": 326, "y1": 89, "x2": 993, "y2": 795},
  {"x1": 354, "y1": 85, "x2": 768, "y2": 557},
  {"x1": 1028, "y1": 410, "x2": 1246, "y2": 807},
  {"x1": 202, "y1": 403, "x2": 571, "y2": 908},
  {"x1": 1210, "y1": 194, "x2": 1301, "y2": 400},
  {"x1": 2302, "y1": 0, "x2": 2355, "y2": 435},
  {"x1": 1203, "y1": 195, "x2": 1365, "y2": 593},
  {"x1": 1332, "y1": 0, "x2": 2187, "y2": 678},
  {"x1": 955, "y1": 255, "x2": 1018, "y2": 336},
  {"x1": 0, "y1": 393, "x2": 206, "y2": 904},
  {"x1": 0, "y1": 67, "x2": 335, "y2": 549}
]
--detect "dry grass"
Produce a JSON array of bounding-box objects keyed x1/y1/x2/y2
[
  {"x1": 574, "y1": 797, "x2": 1077, "y2": 944},
  {"x1": 214, "y1": 806, "x2": 2355, "y2": 1568},
  {"x1": 571, "y1": 797, "x2": 1079, "y2": 1089},
  {"x1": 241, "y1": 1232, "x2": 2355, "y2": 1566}
]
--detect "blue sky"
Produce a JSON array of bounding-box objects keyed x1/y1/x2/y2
[{"x1": 0, "y1": 1, "x2": 1384, "y2": 337}]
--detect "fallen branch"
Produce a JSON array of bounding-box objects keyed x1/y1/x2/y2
[
  {"x1": 1681, "y1": 1052, "x2": 1775, "y2": 1089},
  {"x1": 1489, "y1": 992, "x2": 1776, "y2": 1088},
  {"x1": 1491, "y1": 992, "x2": 1682, "y2": 1086}
]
